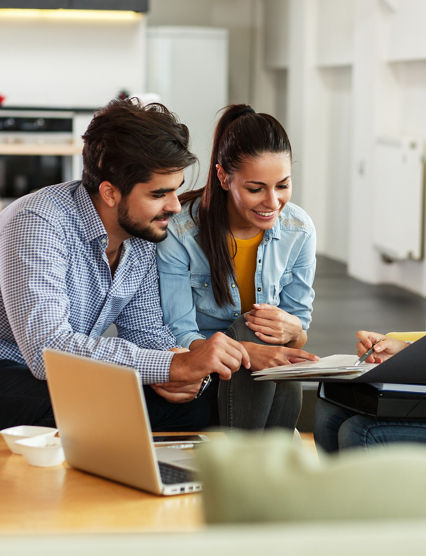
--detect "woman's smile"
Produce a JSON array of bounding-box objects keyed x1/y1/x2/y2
[{"x1": 220, "y1": 151, "x2": 292, "y2": 239}]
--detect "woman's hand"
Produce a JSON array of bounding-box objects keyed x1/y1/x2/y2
[
  {"x1": 244, "y1": 304, "x2": 305, "y2": 346},
  {"x1": 356, "y1": 330, "x2": 409, "y2": 364},
  {"x1": 240, "y1": 341, "x2": 319, "y2": 372}
]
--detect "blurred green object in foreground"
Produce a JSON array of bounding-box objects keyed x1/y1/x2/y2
[{"x1": 197, "y1": 431, "x2": 426, "y2": 523}]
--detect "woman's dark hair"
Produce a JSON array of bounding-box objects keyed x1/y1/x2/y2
[
  {"x1": 180, "y1": 104, "x2": 292, "y2": 307},
  {"x1": 81, "y1": 97, "x2": 197, "y2": 196}
]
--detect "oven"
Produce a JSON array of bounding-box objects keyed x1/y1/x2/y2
[{"x1": 0, "y1": 109, "x2": 81, "y2": 205}]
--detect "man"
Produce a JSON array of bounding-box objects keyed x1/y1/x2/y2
[{"x1": 0, "y1": 98, "x2": 250, "y2": 431}]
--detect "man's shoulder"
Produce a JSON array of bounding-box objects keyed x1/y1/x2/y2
[
  {"x1": 4, "y1": 181, "x2": 78, "y2": 217},
  {"x1": 277, "y1": 202, "x2": 315, "y2": 234},
  {"x1": 0, "y1": 181, "x2": 80, "y2": 231}
]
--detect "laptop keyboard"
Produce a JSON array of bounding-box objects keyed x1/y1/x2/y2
[{"x1": 158, "y1": 461, "x2": 195, "y2": 484}]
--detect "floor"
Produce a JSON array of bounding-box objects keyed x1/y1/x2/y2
[{"x1": 297, "y1": 255, "x2": 426, "y2": 431}]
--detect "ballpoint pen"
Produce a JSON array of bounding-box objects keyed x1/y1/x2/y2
[{"x1": 354, "y1": 339, "x2": 384, "y2": 366}]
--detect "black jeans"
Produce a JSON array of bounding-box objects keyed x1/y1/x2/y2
[
  {"x1": 0, "y1": 360, "x2": 56, "y2": 429},
  {"x1": 0, "y1": 359, "x2": 218, "y2": 431},
  {"x1": 219, "y1": 316, "x2": 302, "y2": 430}
]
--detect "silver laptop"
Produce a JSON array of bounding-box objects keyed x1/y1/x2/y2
[{"x1": 43, "y1": 349, "x2": 201, "y2": 496}]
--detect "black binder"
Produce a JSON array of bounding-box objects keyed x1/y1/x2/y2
[
  {"x1": 318, "y1": 382, "x2": 426, "y2": 419},
  {"x1": 318, "y1": 336, "x2": 426, "y2": 418}
]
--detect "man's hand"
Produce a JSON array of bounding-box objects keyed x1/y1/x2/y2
[
  {"x1": 356, "y1": 330, "x2": 409, "y2": 364},
  {"x1": 244, "y1": 304, "x2": 305, "y2": 346},
  {"x1": 152, "y1": 346, "x2": 202, "y2": 403},
  {"x1": 169, "y1": 332, "x2": 250, "y2": 383},
  {"x1": 151, "y1": 380, "x2": 202, "y2": 403},
  {"x1": 240, "y1": 341, "x2": 319, "y2": 372}
]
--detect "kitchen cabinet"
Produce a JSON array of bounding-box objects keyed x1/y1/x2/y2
[
  {"x1": 0, "y1": 1, "x2": 68, "y2": 7},
  {"x1": 0, "y1": 1, "x2": 148, "y2": 11},
  {"x1": 70, "y1": 0, "x2": 148, "y2": 11}
]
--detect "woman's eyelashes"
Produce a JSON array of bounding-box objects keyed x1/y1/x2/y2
[{"x1": 246, "y1": 183, "x2": 289, "y2": 194}]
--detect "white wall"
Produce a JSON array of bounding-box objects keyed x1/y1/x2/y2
[
  {"x1": 262, "y1": 0, "x2": 426, "y2": 297},
  {"x1": 347, "y1": 0, "x2": 426, "y2": 297},
  {"x1": 148, "y1": 0, "x2": 275, "y2": 111},
  {"x1": 149, "y1": 0, "x2": 426, "y2": 297},
  {"x1": 146, "y1": 26, "x2": 228, "y2": 189},
  {"x1": 0, "y1": 11, "x2": 146, "y2": 108},
  {"x1": 3, "y1": 2, "x2": 424, "y2": 297}
]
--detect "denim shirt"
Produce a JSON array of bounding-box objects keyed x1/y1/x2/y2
[{"x1": 157, "y1": 198, "x2": 316, "y2": 349}]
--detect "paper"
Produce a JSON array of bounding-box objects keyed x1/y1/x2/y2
[
  {"x1": 371, "y1": 383, "x2": 426, "y2": 393},
  {"x1": 252, "y1": 354, "x2": 377, "y2": 381}
]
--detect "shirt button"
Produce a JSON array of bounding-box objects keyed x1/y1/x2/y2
[
  {"x1": 231, "y1": 283, "x2": 236, "y2": 288},
  {"x1": 257, "y1": 287, "x2": 262, "y2": 292},
  {"x1": 258, "y1": 259, "x2": 262, "y2": 264},
  {"x1": 101, "y1": 238, "x2": 107, "y2": 245},
  {"x1": 204, "y1": 283, "x2": 208, "y2": 287},
  {"x1": 234, "y1": 312, "x2": 239, "y2": 317}
]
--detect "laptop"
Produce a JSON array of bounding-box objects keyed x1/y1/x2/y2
[{"x1": 43, "y1": 349, "x2": 201, "y2": 496}]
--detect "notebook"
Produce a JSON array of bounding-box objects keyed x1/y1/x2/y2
[
  {"x1": 253, "y1": 335, "x2": 426, "y2": 384},
  {"x1": 43, "y1": 349, "x2": 201, "y2": 496}
]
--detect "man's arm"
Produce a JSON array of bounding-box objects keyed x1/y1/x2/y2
[
  {"x1": 151, "y1": 334, "x2": 252, "y2": 403},
  {"x1": 0, "y1": 211, "x2": 174, "y2": 382},
  {"x1": 114, "y1": 249, "x2": 177, "y2": 351}
]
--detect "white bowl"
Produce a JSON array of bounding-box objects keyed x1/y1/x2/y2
[
  {"x1": 14, "y1": 435, "x2": 65, "y2": 467},
  {"x1": 0, "y1": 425, "x2": 58, "y2": 454}
]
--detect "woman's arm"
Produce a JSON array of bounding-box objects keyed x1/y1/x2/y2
[
  {"x1": 244, "y1": 225, "x2": 316, "y2": 348},
  {"x1": 244, "y1": 304, "x2": 306, "y2": 347},
  {"x1": 157, "y1": 225, "x2": 206, "y2": 348}
]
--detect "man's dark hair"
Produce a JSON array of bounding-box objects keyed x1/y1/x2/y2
[{"x1": 81, "y1": 98, "x2": 197, "y2": 196}]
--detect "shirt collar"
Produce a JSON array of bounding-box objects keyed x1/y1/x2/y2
[
  {"x1": 264, "y1": 218, "x2": 281, "y2": 241},
  {"x1": 74, "y1": 182, "x2": 108, "y2": 243}
]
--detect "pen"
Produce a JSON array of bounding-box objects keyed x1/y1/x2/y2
[{"x1": 355, "y1": 339, "x2": 384, "y2": 366}]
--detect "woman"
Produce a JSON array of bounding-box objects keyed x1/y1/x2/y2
[
  {"x1": 157, "y1": 104, "x2": 317, "y2": 430},
  {"x1": 314, "y1": 330, "x2": 426, "y2": 451}
]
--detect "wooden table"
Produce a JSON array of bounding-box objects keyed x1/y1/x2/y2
[
  {"x1": 0, "y1": 432, "x2": 316, "y2": 535},
  {"x1": 0, "y1": 436, "x2": 204, "y2": 534}
]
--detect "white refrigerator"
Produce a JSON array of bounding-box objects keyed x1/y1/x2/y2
[{"x1": 146, "y1": 26, "x2": 228, "y2": 190}]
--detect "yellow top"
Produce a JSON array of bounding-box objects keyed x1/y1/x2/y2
[
  {"x1": 386, "y1": 331, "x2": 426, "y2": 342},
  {"x1": 228, "y1": 232, "x2": 264, "y2": 313}
]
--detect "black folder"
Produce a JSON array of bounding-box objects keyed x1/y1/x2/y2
[{"x1": 318, "y1": 336, "x2": 426, "y2": 418}]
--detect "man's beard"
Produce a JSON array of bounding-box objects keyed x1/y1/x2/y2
[{"x1": 118, "y1": 202, "x2": 173, "y2": 243}]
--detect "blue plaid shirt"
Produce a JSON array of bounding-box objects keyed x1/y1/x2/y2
[{"x1": 0, "y1": 181, "x2": 176, "y2": 382}]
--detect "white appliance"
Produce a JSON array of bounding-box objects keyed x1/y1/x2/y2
[
  {"x1": 146, "y1": 26, "x2": 228, "y2": 190},
  {"x1": 0, "y1": 108, "x2": 93, "y2": 205},
  {"x1": 373, "y1": 137, "x2": 425, "y2": 261}
]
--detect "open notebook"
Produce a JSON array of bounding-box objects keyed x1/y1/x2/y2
[
  {"x1": 253, "y1": 335, "x2": 426, "y2": 385},
  {"x1": 252, "y1": 354, "x2": 375, "y2": 381}
]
